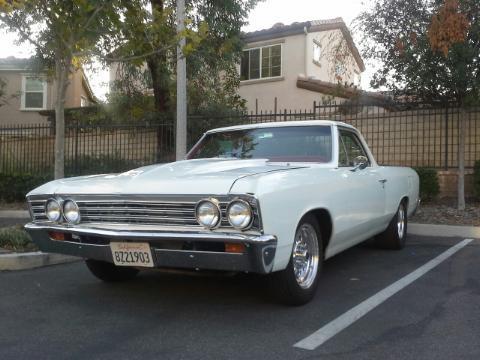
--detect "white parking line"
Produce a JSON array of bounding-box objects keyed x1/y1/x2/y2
[{"x1": 294, "y1": 238, "x2": 474, "y2": 351}]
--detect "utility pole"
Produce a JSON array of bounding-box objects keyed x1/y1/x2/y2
[{"x1": 176, "y1": 0, "x2": 187, "y2": 160}]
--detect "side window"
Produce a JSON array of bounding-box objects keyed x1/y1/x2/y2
[
  {"x1": 339, "y1": 130, "x2": 369, "y2": 167},
  {"x1": 338, "y1": 136, "x2": 349, "y2": 167}
]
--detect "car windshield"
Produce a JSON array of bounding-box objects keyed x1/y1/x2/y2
[{"x1": 187, "y1": 125, "x2": 332, "y2": 163}]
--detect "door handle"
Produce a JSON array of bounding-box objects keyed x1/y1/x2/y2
[{"x1": 379, "y1": 179, "x2": 387, "y2": 183}]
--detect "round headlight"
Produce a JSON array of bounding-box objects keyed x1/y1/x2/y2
[
  {"x1": 227, "y1": 200, "x2": 252, "y2": 229},
  {"x1": 63, "y1": 200, "x2": 80, "y2": 224},
  {"x1": 195, "y1": 199, "x2": 221, "y2": 229},
  {"x1": 46, "y1": 199, "x2": 62, "y2": 222}
]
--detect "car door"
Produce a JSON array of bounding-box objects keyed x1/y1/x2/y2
[{"x1": 333, "y1": 128, "x2": 386, "y2": 250}]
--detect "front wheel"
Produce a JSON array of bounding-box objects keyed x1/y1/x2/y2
[
  {"x1": 85, "y1": 259, "x2": 139, "y2": 282},
  {"x1": 269, "y1": 215, "x2": 323, "y2": 306},
  {"x1": 374, "y1": 201, "x2": 408, "y2": 250}
]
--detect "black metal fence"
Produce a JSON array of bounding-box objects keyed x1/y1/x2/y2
[{"x1": 1, "y1": 102, "x2": 479, "y2": 176}]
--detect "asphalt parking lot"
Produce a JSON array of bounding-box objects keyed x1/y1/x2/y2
[{"x1": 0, "y1": 234, "x2": 479, "y2": 360}]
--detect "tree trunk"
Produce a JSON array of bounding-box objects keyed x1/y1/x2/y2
[
  {"x1": 457, "y1": 107, "x2": 466, "y2": 210},
  {"x1": 53, "y1": 56, "x2": 71, "y2": 179},
  {"x1": 148, "y1": 0, "x2": 172, "y2": 162},
  {"x1": 147, "y1": 57, "x2": 169, "y2": 113}
]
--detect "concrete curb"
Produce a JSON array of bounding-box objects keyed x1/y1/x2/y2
[
  {"x1": 409, "y1": 223, "x2": 480, "y2": 239},
  {"x1": 0, "y1": 210, "x2": 29, "y2": 219},
  {"x1": 0, "y1": 252, "x2": 80, "y2": 271}
]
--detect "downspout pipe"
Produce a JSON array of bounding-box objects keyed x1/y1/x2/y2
[{"x1": 304, "y1": 26, "x2": 308, "y2": 78}]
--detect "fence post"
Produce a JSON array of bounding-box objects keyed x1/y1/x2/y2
[
  {"x1": 444, "y1": 104, "x2": 448, "y2": 170},
  {"x1": 313, "y1": 101, "x2": 316, "y2": 119},
  {"x1": 74, "y1": 121, "x2": 79, "y2": 175}
]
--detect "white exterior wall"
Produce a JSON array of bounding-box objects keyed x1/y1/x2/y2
[
  {"x1": 238, "y1": 29, "x2": 362, "y2": 113},
  {"x1": 305, "y1": 29, "x2": 361, "y2": 85},
  {"x1": 238, "y1": 34, "x2": 326, "y2": 112}
]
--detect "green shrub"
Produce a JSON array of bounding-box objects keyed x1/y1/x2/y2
[
  {"x1": 0, "y1": 155, "x2": 142, "y2": 203},
  {"x1": 414, "y1": 167, "x2": 440, "y2": 201},
  {"x1": 0, "y1": 173, "x2": 52, "y2": 203},
  {"x1": 474, "y1": 160, "x2": 480, "y2": 199},
  {"x1": 0, "y1": 225, "x2": 37, "y2": 252}
]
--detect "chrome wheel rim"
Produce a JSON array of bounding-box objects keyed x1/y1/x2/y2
[
  {"x1": 292, "y1": 223, "x2": 319, "y2": 289},
  {"x1": 397, "y1": 206, "x2": 405, "y2": 239}
]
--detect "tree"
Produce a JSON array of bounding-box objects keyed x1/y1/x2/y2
[
  {"x1": 109, "y1": 0, "x2": 258, "y2": 116},
  {"x1": 356, "y1": 0, "x2": 480, "y2": 209},
  {"x1": 0, "y1": 0, "x2": 123, "y2": 179}
]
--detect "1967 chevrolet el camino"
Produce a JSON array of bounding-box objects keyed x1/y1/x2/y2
[{"x1": 25, "y1": 121, "x2": 419, "y2": 305}]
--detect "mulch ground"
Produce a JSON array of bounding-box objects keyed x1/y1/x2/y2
[
  {"x1": 411, "y1": 199, "x2": 480, "y2": 227},
  {"x1": 0, "y1": 202, "x2": 27, "y2": 211}
]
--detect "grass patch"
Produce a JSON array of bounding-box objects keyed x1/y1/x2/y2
[{"x1": 0, "y1": 225, "x2": 38, "y2": 252}]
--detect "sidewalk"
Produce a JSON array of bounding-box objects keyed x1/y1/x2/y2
[
  {"x1": 408, "y1": 223, "x2": 480, "y2": 239},
  {"x1": 0, "y1": 210, "x2": 29, "y2": 219},
  {"x1": 0, "y1": 210, "x2": 79, "y2": 270}
]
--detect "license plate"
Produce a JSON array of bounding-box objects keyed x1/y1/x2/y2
[{"x1": 110, "y1": 242, "x2": 154, "y2": 268}]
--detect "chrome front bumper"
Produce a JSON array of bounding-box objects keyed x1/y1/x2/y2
[{"x1": 25, "y1": 223, "x2": 277, "y2": 274}]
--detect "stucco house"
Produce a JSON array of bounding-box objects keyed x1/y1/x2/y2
[
  {"x1": 239, "y1": 18, "x2": 366, "y2": 112},
  {"x1": 0, "y1": 57, "x2": 97, "y2": 126}
]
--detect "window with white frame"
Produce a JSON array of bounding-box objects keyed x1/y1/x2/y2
[
  {"x1": 22, "y1": 76, "x2": 47, "y2": 110},
  {"x1": 81, "y1": 96, "x2": 88, "y2": 107},
  {"x1": 240, "y1": 44, "x2": 281, "y2": 81},
  {"x1": 313, "y1": 41, "x2": 322, "y2": 64}
]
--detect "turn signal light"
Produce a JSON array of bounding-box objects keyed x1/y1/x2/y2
[
  {"x1": 225, "y1": 243, "x2": 246, "y2": 254},
  {"x1": 48, "y1": 232, "x2": 68, "y2": 241}
]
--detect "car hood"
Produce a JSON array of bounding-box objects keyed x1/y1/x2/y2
[{"x1": 28, "y1": 159, "x2": 307, "y2": 196}]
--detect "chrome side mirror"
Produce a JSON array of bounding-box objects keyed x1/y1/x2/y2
[{"x1": 351, "y1": 155, "x2": 368, "y2": 171}]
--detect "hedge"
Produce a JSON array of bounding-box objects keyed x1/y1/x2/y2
[
  {"x1": 474, "y1": 160, "x2": 480, "y2": 199},
  {"x1": 0, "y1": 154, "x2": 140, "y2": 203},
  {"x1": 0, "y1": 173, "x2": 52, "y2": 203},
  {"x1": 414, "y1": 167, "x2": 440, "y2": 201}
]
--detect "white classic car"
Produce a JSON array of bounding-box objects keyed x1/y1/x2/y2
[{"x1": 25, "y1": 121, "x2": 419, "y2": 305}]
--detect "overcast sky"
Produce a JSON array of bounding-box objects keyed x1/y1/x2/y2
[{"x1": 0, "y1": 0, "x2": 375, "y2": 100}]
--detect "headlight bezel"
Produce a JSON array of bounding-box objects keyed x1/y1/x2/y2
[
  {"x1": 226, "y1": 199, "x2": 253, "y2": 230},
  {"x1": 63, "y1": 199, "x2": 81, "y2": 224},
  {"x1": 45, "y1": 198, "x2": 62, "y2": 222},
  {"x1": 195, "y1": 198, "x2": 222, "y2": 229}
]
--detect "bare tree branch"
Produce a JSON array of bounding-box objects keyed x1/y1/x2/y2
[
  {"x1": 0, "y1": 14, "x2": 43, "y2": 49},
  {"x1": 103, "y1": 44, "x2": 176, "y2": 62}
]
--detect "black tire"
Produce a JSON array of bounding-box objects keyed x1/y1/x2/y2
[
  {"x1": 85, "y1": 259, "x2": 139, "y2": 282},
  {"x1": 269, "y1": 214, "x2": 323, "y2": 306},
  {"x1": 374, "y1": 201, "x2": 408, "y2": 250}
]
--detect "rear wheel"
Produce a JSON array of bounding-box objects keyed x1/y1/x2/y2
[
  {"x1": 375, "y1": 201, "x2": 408, "y2": 250},
  {"x1": 85, "y1": 259, "x2": 139, "y2": 282},
  {"x1": 270, "y1": 215, "x2": 323, "y2": 306}
]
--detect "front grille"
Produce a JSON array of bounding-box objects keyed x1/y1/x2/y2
[
  {"x1": 29, "y1": 199, "x2": 48, "y2": 221},
  {"x1": 77, "y1": 200, "x2": 200, "y2": 227},
  {"x1": 27, "y1": 195, "x2": 262, "y2": 231}
]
